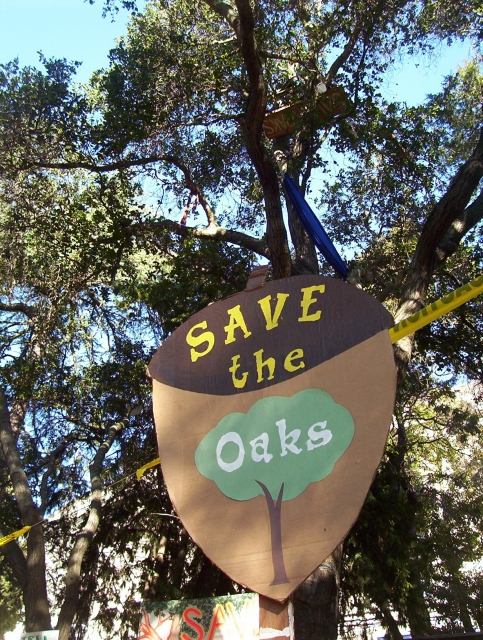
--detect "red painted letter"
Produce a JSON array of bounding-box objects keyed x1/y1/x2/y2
[
  {"x1": 207, "y1": 604, "x2": 227, "y2": 640},
  {"x1": 181, "y1": 607, "x2": 204, "y2": 640}
]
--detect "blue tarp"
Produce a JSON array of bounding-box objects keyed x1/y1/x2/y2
[{"x1": 284, "y1": 174, "x2": 349, "y2": 279}]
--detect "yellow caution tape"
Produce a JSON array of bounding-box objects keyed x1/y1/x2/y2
[
  {"x1": 136, "y1": 458, "x2": 161, "y2": 480},
  {"x1": 3, "y1": 277, "x2": 482, "y2": 544},
  {"x1": 2, "y1": 275, "x2": 479, "y2": 546},
  {"x1": 0, "y1": 525, "x2": 31, "y2": 548},
  {"x1": 390, "y1": 273, "x2": 483, "y2": 343}
]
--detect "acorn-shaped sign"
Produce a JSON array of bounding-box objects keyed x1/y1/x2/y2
[{"x1": 148, "y1": 273, "x2": 396, "y2": 600}]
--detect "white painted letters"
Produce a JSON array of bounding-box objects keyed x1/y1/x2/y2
[
  {"x1": 216, "y1": 418, "x2": 334, "y2": 471},
  {"x1": 216, "y1": 432, "x2": 245, "y2": 472},
  {"x1": 249, "y1": 433, "x2": 273, "y2": 463},
  {"x1": 276, "y1": 418, "x2": 302, "y2": 456},
  {"x1": 306, "y1": 421, "x2": 332, "y2": 450}
]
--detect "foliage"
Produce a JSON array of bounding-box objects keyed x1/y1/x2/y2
[
  {"x1": 1, "y1": 0, "x2": 483, "y2": 638},
  {"x1": 0, "y1": 564, "x2": 22, "y2": 640}
]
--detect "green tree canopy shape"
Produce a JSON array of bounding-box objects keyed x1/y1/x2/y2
[{"x1": 195, "y1": 388, "x2": 355, "y2": 586}]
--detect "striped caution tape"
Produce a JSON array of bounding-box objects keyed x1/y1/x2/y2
[
  {"x1": 0, "y1": 525, "x2": 31, "y2": 548},
  {"x1": 1, "y1": 459, "x2": 164, "y2": 548},
  {"x1": 390, "y1": 273, "x2": 483, "y2": 344},
  {"x1": 136, "y1": 457, "x2": 161, "y2": 480},
  {"x1": 3, "y1": 276, "x2": 481, "y2": 550},
  {"x1": 133, "y1": 277, "x2": 483, "y2": 494}
]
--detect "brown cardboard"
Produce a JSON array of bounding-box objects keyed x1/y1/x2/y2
[
  {"x1": 152, "y1": 329, "x2": 396, "y2": 600},
  {"x1": 148, "y1": 275, "x2": 394, "y2": 395}
]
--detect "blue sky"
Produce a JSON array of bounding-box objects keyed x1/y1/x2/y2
[
  {"x1": 0, "y1": 0, "x2": 135, "y2": 83},
  {"x1": 0, "y1": 0, "x2": 475, "y2": 103}
]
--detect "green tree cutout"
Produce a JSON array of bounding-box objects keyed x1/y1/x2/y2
[{"x1": 195, "y1": 389, "x2": 355, "y2": 586}]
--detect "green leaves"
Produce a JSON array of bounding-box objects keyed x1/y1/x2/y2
[
  {"x1": 0, "y1": 57, "x2": 89, "y2": 174},
  {"x1": 1, "y1": 0, "x2": 483, "y2": 636}
]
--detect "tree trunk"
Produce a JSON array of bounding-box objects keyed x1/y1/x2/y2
[
  {"x1": 293, "y1": 545, "x2": 342, "y2": 640},
  {"x1": 256, "y1": 481, "x2": 289, "y2": 586},
  {"x1": 406, "y1": 567, "x2": 433, "y2": 637},
  {"x1": 377, "y1": 601, "x2": 405, "y2": 640},
  {"x1": 459, "y1": 601, "x2": 476, "y2": 633},
  {"x1": 56, "y1": 418, "x2": 126, "y2": 640},
  {"x1": 0, "y1": 527, "x2": 27, "y2": 590},
  {"x1": 272, "y1": 135, "x2": 319, "y2": 276},
  {"x1": 230, "y1": 0, "x2": 292, "y2": 280},
  {"x1": 0, "y1": 388, "x2": 52, "y2": 632}
]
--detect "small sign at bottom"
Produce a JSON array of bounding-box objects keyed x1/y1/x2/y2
[
  {"x1": 138, "y1": 593, "x2": 259, "y2": 640},
  {"x1": 20, "y1": 632, "x2": 59, "y2": 640}
]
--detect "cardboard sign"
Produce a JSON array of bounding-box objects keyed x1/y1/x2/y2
[
  {"x1": 148, "y1": 275, "x2": 397, "y2": 600},
  {"x1": 137, "y1": 594, "x2": 259, "y2": 640},
  {"x1": 262, "y1": 87, "x2": 349, "y2": 139}
]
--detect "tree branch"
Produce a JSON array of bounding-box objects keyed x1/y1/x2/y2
[
  {"x1": 235, "y1": 0, "x2": 265, "y2": 129},
  {"x1": 396, "y1": 127, "x2": 483, "y2": 326},
  {"x1": 0, "y1": 525, "x2": 28, "y2": 589},
  {"x1": 391, "y1": 125, "x2": 483, "y2": 474},
  {"x1": 326, "y1": 24, "x2": 364, "y2": 85},
  {"x1": 390, "y1": 129, "x2": 483, "y2": 484},
  {"x1": 326, "y1": 0, "x2": 389, "y2": 85},
  {"x1": 30, "y1": 153, "x2": 221, "y2": 228},
  {"x1": 435, "y1": 187, "x2": 483, "y2": 265},
  {"x1": 142, "y1": 218, "x2": 270, "y2": 258},
  {"x1": 0, "y1": 302, "x2": 37, "y2": 319},
  {"x1": 203, "y1": 0, "x2": 240, "y2": 34},
  {"x1": 166, "y1": 158, "x2": 217, "y2": 227},
  {"x1": 0, "y1": 387, "x2": 51, "y2": 631},
  {"x1": 29, "y1": 155, "x2": 166, "y2": 173},
  {"x1": 39, "y1": 444, "x2": 67, "y2": 517},
  {"x1": 30, "y1": 155, "x2": 225, "y2": 230},
  {"x1": 28, "y1": 154, "x2": 208, "y2": 182},
  {"x1": 56, "y1": 416, "x2": 128, "y2": 640},
  {"x1": 205, "y1": 1, "x2": 292, "y2": 277},
  {"x1": 232, "y1": 0, "x2": 291, "y2": 278}
]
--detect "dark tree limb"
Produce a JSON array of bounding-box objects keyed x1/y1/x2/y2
[
  {"x1": 0, "y1": 526, "x2": 28, "y2": 590},
  {"x1": 326, "y1": 24, "x2": 364, "y2": 85},
  {"x1": 397, "y1": 128, "x2": 483, "y2": 323},
  {"x1": 235, "y1": 0, "x2": 291, "y2": 278},
  {"x1": 394, "y1": 127, "x2": 483, "y2": 385},
  {"x1": 141, "y1": 218, "x2": 269, "y2": 258},
  {"x1": 436, "y1": 186, "x2": 483, "y2": 265},
  {"x1": 29, "y1": 152, "x2": 267, "y2": 258},
  {"x1": 27, "y1": 153, "x2": 213, "y2": 233},
  {"x1": 326, "y1": 0, "x2": 394, "y2": 86},
  {"x1": 39, "y1": 445, "x2": 67, "y2": 517},
  {"x1": 377, "y1": 600, "x2": 405, "y2": 640},
  {"x1": 0, "y1": 387, "x2": 51, "y2": 631},
  {"x1": 29, "y1": 155, "x2": 215, "y2": 227},
  {"x1": 156, "y1": 156, "x2": 217, "y2": 227},
  {"x1": 283, "y1": 173, "x2": 319, "y2": 275},
  {"x1": 56, "y1": 417, "x2": 128, "y2": 640},
  {"x1": 205, "y1": 0, "x2": 291, "y2": 278},
  {"x1": 0, "y1": 302, "x2": 37, "y2": 319},
  {"x1": 203, "y1": 0, "x2": 240, "y2": 34},
  {"x1": 390, "y1": 129, "x2": 483, "y2": 532},
  {"x1": 272, "y1": 135, "x2": 319, "y2": 275},
  {"x1": 29, "y1": 154, "x2": 168, "y2": 173}
]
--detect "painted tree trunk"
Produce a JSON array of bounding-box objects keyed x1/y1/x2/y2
[{"x1": 256, "y1": 481, "x2": 289, "y2": 586}]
